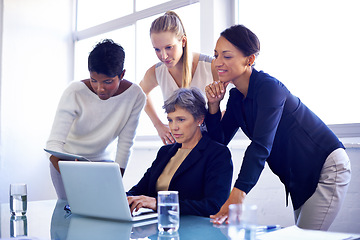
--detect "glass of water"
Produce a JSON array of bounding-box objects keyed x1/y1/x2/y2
[
  {"x1": 228, "y1": 203, "x2": 257, "y2": 240},
  {"x1": 157, "y1": 231, "x2": 179, "y2": 240},
  {"x1": 157, "y1": 191, "x2": 179, "y2": 233},
  {"x1": 10, "y1": 183, "x2": 27, "y2": 216},
  {"x1": 10, "y1": 215, "x2": 28, "y2": 237}
]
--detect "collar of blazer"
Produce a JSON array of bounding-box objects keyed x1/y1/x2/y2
[
  {"x1": 151, "y1": 132, "x2": 211, "y2": 188},
  {"x1": 168, "y1": 133, "x2": 210, "y2": 179}
]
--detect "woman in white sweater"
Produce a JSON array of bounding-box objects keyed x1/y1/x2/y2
[{"x1": 46, "y1": 39, "x2": 145, "y2": 199}]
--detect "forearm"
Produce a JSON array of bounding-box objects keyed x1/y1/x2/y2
[
  {"x1": 143, "y1": 94, "x2": 174, "y2": 144},
  {"x1": 144, "y1": 96, "x2": 163, "y2": 127},
  {"x1": 229, "y1": 187, "x2": 247, "y2": 204},
  {"x1": 208, "y1": 101, "x2": 221, "y2": 115}
]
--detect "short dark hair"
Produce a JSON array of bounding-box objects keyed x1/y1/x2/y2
[
  {"x1": 221, "y1": 25, "x2": 260, "y2": 57},
  {"x1": 88, "y1": 39, "x2": 125, "y2": 78},
  {"x1": 163, "y1": 88, "x2": 206, "y2": 121}
]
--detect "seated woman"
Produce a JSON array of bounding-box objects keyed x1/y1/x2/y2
[{"x1": 127, "y1": 88, "x2": 233, "y2": 217}]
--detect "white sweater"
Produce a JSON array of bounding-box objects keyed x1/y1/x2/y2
[{"x1": 46, "y1": 81, "x2": 145, "y2": 168}]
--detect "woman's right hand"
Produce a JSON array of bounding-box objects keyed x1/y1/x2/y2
[
  {"x1": 205, "y1": 81, "x2": 228, "y2": 114},
  {"x1": 210, "y1": 187, "x2": 246, "y2": 224},
  {"x1": 155, "y1": 123, "x2": 175, "y2": 145}
]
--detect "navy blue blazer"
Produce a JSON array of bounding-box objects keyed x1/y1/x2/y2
[
  {"x1": 205, "y1": 69, "x2": 344, "y2": 210},
  {"x1": 127, "y1": 133, "x2": 233, "y2": 217}
]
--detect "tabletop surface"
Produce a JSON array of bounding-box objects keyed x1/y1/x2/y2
[
  {"x1": 1, "y1": 200, "x2": 359, "y2": 240},
  {"x1": 0, "y1": 199, "x2": 236, "y2": 240}
]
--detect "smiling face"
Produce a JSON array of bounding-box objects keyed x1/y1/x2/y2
[
  {"x1": 89, "y1": 71, "x2": 122, "y2": 100},
  {"x1": 150, "y1": 31, "x2": 185, "y2": 69},
  {"x1": 214, "y1": 36, "x2": 253, "y2": 84},
  {"x1": 167, "y1": 106, "x2": 203, "y2": 149}
]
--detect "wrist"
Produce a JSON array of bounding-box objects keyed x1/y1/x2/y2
[
  {"x1": 208, "y1": 102, "x2": 220, "y2": 115},
  {"x1": 230, "y1": 187, "x2": 246, "y2": 204}
]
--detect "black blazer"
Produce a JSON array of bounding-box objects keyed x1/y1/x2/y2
[
  {"x1": 127, "y1": 133, "x2": 233, "y2": 217},
  {"x1": 205, "y1": 69, "x2": 344, "y2": 210}
]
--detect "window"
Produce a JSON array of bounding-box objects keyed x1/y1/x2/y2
[
  {"x1": 135, "y1": 0, "x2": 170, "y2": 12},
  {"x1": 76, "y1": 0, "x2": 132, "y2": 31},
  {"x1": 74, "y1": 26, "x2": 136, "y2": 82},
  {"x1": 236, "y1": 0, "x2": 360, "y2": 125}
]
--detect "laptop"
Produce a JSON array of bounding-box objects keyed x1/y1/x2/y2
[{"x1": 58, "y1": 161, "x2": 158, "y2": 222}]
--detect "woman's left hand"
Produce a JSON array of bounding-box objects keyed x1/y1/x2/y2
[{"x1": 127, "y1": 195, "x2": 157, "y2": 213}]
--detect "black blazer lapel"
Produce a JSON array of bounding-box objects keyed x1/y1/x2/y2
[
  {"x1": 148, "y1": 143, "x2": 181, "y2": 193},
  {"x1": 171, "y1": 135, "x2": 209, "y2": 181}
]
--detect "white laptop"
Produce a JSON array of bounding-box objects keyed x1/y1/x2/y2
[{"x1": 58, "y1": 161, "x2": 158, "y2": 222}]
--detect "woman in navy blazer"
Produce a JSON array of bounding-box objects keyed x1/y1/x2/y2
[
  {"x1": 205, "y1": 25, "x2": 351, "y2": 230},
  {"x1": 127, "y1": 88, "x2": 233, "y2": 217}
]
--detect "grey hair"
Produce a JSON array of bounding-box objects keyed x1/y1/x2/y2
[{"x1": 163, "y1": 88, "x2": 207, "y2": 121}]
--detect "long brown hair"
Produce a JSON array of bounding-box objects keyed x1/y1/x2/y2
[{"x1": 150, "y1": 11, "x2": 192, "y2": 88}]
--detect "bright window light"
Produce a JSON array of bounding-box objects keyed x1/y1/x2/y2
[
  {"x1": 237, "y1": 0, "x2": 360, "y2": 124},
  {"x1": 76, "y1": 0, "x2": 133, "y2": 31}
]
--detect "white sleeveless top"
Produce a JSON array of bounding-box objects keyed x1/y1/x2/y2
[{"x1": 155, "y1": 54, "x2": 214, "y2": 101}]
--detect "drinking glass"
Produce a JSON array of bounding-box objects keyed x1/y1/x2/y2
[
  {"x1": 157, "y1": 231, "x2": 180, "y2": 240},
  {"x1": 10, "y1": 183, "x2": 27, "y2": 216},
  {"x1": 157, "y1": 191, "x2": 179, "y2": 233},
  {"x1": 10, "y1": 215, "x2": 28, "y2": 237},
  {"x1": 228, "y1": 203, "x2": 257, "y2": 240}
]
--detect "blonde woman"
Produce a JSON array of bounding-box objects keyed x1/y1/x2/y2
[{"x1": 140, "y1": 11, "x2": 217, "y2": 144}]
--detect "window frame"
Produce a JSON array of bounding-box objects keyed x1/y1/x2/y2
[{"x1": 72, "y1": 0, "x2": 359, "y2": 140}]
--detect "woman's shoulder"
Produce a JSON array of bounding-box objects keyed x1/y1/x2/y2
[
  {"x1": 140, "y1": 65, "x2": 158, "y2": 93},
  {"x1": 157, "y1": 143, "x2": 180, "y2": 157},
  {"x1": 253, "y1": 69, "x2": 280, "y2": 84},
  {"x1": 250, "y1": 70, "x2": 290, "y2": 102},
  {"x1": 202, "y1": 133, "x2": 230, "y2": 153},
  {"x1": 201, "y1": 135, "x2": 232, "y2": 166},
  {"x1": 197, "y1": 53, "x2": 214, "y2": 63},
  {"x1": 141, "y1": 65, "x2": 157, "y2": 82},
  {"x1": 62, "y1": 80, "x2": 89, "y2": 95},
  {"x1": 251, "y1": 69, "x2": 285, "y2": 90},
  {"x1": 118, "y1": 81, "x2": 145, "y2": 101},
  {"x1": 192, "y1": 53, "x2": 213, "y2": 67},
  {"x1": 128, "y1": 81, "x2": 144, "y2": 94},
  {"x1": 68, "y1": 80, "x2": 87, "y2": 88}
]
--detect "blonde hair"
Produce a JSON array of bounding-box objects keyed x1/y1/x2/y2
[{"x1": 150, "y1": 11, "x2": 192, "y2": 88}]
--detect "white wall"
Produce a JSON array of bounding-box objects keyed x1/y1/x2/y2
[{"x1": 0, "y1": 0, "x2": 74, "y2": 203}]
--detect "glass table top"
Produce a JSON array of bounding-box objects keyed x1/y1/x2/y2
[
  {"x1": 0, "y1": 199, "x2": 232, "y2": 240},
  {"x1": 3, "y1": 200, "x2": 357, "y2": 240}
]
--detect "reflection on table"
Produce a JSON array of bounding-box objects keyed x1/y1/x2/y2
[
  {"x1": 3, "y1": 200, "x2": 358, "y2": 240},
  {"x1": 49, "y1": 200, "x2": 229, "y2": 240},
  {"x1": 1, "y1": 200, "x2": 229, "y2": 239}
]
